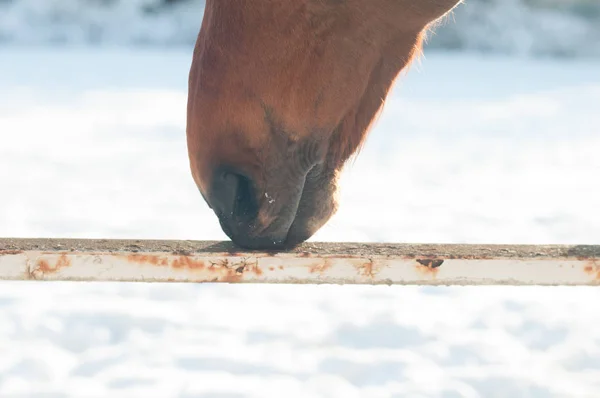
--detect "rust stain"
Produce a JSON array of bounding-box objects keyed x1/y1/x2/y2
[
  {"x1": 207, "y1": 259, "x2": 228, "y2": 270},
  {"x1": 415, "y1": 258, "x2": 444, "y2": 277},
  {"x1": 125, "y1": 254, "x2": 206, "y2": 270},
  {"x1": 336, "y1": 254, "x2": 360, "y2": 259},
  {"x1": 56, "y1": 254, "x2": 70, "y2": 269},
  {"x1": 171, "y1": 256, "x2": 205, "y2": 270},
  {"x1": 278, "y1": 265, "x2": 284, "y2": 270},
  {"x1": 0, "y1": 250, "x2": 23, "y2": 255},
  {"x1": 34, "y1": 254, "x2": 72, "y2": 275},
  {"x1": 309, "y1": 259, "x2": 332, "y2": 274},
  {"x1": 36, "y1": 259, "x2": 51, "y2": 273},
  {"x1": 204, "y1": 258, "x2": 261, "y2": 282},
  {"x1": 127, "y1": 254, "x2": 169, "y2": 267},
  {"x1": 236, "y1": 258, "x2": 262, "y2": 277},
  {"x1": 221, "y1": 271, "x2": 243, "y2": 282},
  {"x1": 251, "y1": 264, "x2": 263, "y2": 276},
  {"x1": 584, "y1": 260, "x2": 600, "y2": 280},
  {"x1": 576, "y1": 255, "x2": 600, "y2": 261},
  {"x1": 268, "y1": 266, "x2": 275, "y2": 271},
  {"x1": 221, "y1": 262, "x2": 245, "y2": 282},
  {"x1": 356, "y1": 259, "x2": 377, "y2": 278}
]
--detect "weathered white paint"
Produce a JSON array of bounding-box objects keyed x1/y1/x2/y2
[{"x1": 0, "y1": 239, "x2": 598, "y2": 286}]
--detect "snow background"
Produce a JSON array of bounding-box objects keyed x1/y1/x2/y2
[
  {"x1": 0, "y1": 0, "x2": 600, "y2": 58},
  {"x1": 1, "y1": 1, "x2": 600, "y2": 397}
]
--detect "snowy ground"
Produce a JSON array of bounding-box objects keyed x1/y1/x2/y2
[{"x1": 0, "y1": 47, "x2": 599, "y2": 397}]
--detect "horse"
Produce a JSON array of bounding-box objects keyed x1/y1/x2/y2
[{"x1": 186, "y1": 0, "x2": 463, "y2": 250}]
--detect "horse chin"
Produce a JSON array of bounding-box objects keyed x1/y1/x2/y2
[
  {"x1": 279, "y1": 166, "x2": 340, "y2": 249},
  {"x1": 219, "y1": 211, "x2": 307, "y2": 251}
]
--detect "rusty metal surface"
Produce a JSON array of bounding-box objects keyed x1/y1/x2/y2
[{"x1": 0, "y1": 238, "x2": 599, "y2": 285}]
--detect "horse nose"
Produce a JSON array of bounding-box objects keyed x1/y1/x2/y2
[
  {"x1": 209, "y1": 168, "x2": 288, "y2": 249},
  {"x1": 210, "y1": 169, "x2": 258, "y2": 221}
]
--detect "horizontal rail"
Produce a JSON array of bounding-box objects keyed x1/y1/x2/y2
[{"x1": 0, "y1": 238, "x2": 599, "y2": 286}]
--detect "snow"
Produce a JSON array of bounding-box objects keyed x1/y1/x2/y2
[
  {"x1": 1, "y1": 0, "x2": 600, "y2": 58},
  {"x1": 0, "y1": 0, "x2": 206, "y2": 46},
  {"x1": 425, "y1": 0, "x2": 600, "y2": 58},
  {"x1": 1, "y1": 47, "x2": 600, "y2": 397}
]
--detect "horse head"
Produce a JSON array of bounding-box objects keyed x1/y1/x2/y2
[{"x1": 186, "y1": 0, "x2": 462, "y2": 249}]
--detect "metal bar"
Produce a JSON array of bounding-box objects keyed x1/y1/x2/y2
[{"x1": 0, "y1": 238, "x2": 599, "y2": 286}]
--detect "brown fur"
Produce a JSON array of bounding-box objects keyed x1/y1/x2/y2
[{"x1": 187, "y1": 0, "x2": 462, "y2": 249}]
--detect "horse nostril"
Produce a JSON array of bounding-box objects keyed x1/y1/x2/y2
[
  {"x1": 233, "y1": 173, "x2": 258, "y2": 221},
  {"x1": 210, "y1": 169, "x2": 258, "y2": 222}
]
